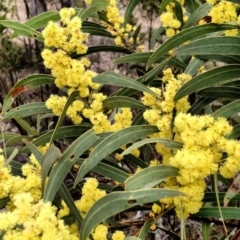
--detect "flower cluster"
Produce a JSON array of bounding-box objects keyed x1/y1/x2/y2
[
  {"x1": 58, "y1": 178, "x2": 108, "y2": 238},
  {"x1": 160, "y1": 11, "x2": 182, "y2": 37},
  {"x1": 207, "y1": 0, "x2": 239, "y2": 35},
  {"x1": 42, "y1": 8, "x2": 101, "y2": 125},
  {"x1": 104, "y1": 0, "x2": 144, "y2": 51},
  {"x1": 0, "y1": 145, "x2": 49, "y2": 211},
  {"x1": 143, "y1": 68, "x2": 191, "y2": 156},
  {"x1": 77, "y1": 178, "x2": 106, "y2": 213},
  {"x1": 0, "y1": 149, "x2": 13, "y2": 199},
  {"x1": 42, "y1": 8, "x2": 88, "y2": 54},
  {"x1": 0, "y1": 145, "x2": 82, "y2": 239},
  {"x1": 165, "y1": 113, "x2": 234, "y2": 218},
  {"x1": 154, "y1": 110, "x2": 240, "y2": 219},
  {"x1": 159, "y1": 0, "x2": 189, "y2": 38},
  {"x1": 141, "y1": 66, "x2": 240, "y2": 218},
  {"x1": 160, "y1": 0, "x2": 240, "y2": 37},
  {"x1": 83, "y1": 97, "x2": 133, "y2": 133},
  {"x1": 58, "y1": 178, "x2": 106, "y2": 219},
  {"x1": 0, "y1": 193, "x2": 79, "y2": 240},
  {"x1": 58, "y1": 178, "x2": 125, "y2": 240},
  {"x1": 0, "y1": 149, "x2": 125, "y2": 239},
  {"x1": 42, "y1": 8, "x2": 135, "y2": 133},
  {"x1": 46, "y1": 95, "x2": 85, "y2": 124},
  {"x1": 91, "y1": 225, "x2": 125, "y2": 240}
]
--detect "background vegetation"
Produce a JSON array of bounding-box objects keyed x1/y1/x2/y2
[{"x1": 1, "y1": 0, "x2": 240, "y2": 239}]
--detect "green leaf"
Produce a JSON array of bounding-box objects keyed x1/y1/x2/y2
[
  {"x1": 138, "y1": 218, "x2": 155, "y2": 240},
  {"x1": 212, "y1": 175, "x2": 224, "y2": 229},
  {"x1": 197, "y1": 86, "x2": 240, "y2": 99},
  {"x1": 58, "y1": 184, "x2": 83, "y2": 226},
  {"x1": 2, "y1": 103, "x2": 51, "y2": 120},
  {"x1": 2, "y1": 74, "x2": 54, "y2": 114},
  {"x1": 217, "y1": 174, "x2": 231, "y2": 187},
  {"x1": 227, "y1": 124, "x2": 240, "y2": 139},
  {"x1": 82, "y1": 21, "x2": 106, "y2": 28},
  {"x1": 150, "y1": 26, "x2": 165, "y2": 49},
  {"x1": 196, "y1": 54, "x2": 240, "y2": 64},
  {"x1": 97, "y1": 11, "x2": 109, "y2": 23},
  {"x1": 49, "y1": 91, "x2": 79, "y2": 145},
  {"x1": 37, "y1": 114, "x2": 55, "y2": 133},
  {"x1": 5, "y1": 147, "x2": 28, "y2": 157},
  {"x1": 61, "y1": 215, "x2": 76, "y2": 226},
  {"x1": 132, "y1": 111, "x2": 147, "y2": 125},
  {"x1": 173, "y1": 0, "x2": 184, "y2": 25},
  {"x1": 76, "y1": 159, "x2": 129, "y2": 183},
  {"x1": 0, "y1": 132, "x2": 21, "y2": 142},
  {"x1": 41, "y1": 145, "x2": 62, "y2": 191},
  {"x1": 6, "y1": 135, "x2": 31, "y2": 146},
  {"x1": 103, "y1": 96, "x2": 148, "y2": 110},
  {"x1": 98, "y1": 183, "x2": 118, "y2": 192},
  {"x1": 184, "y1": 58, "x2": 205, "y2": 75},
  {"x1": 124, "y1": 154, "x2": 148, "y2": 169},
  {"x1": 91, "y1": 132, "x2": 113, "y2": 148},
  {"x1": 80, "y1": 188, "x2": 185, "y2": 240},
  {"x1": 74, "y1": 125, "x2": 159, "y2": 187},
  {"x1": 225, "y1": 0, "x2": 240, "y2": 4},
  {"x1": 113, "y1": 52, "x2": 154, "y2": 64},
  {"x1": 224, "y1": 175, "x2": 240, "y2": 207},
  {"x1": 82, "y1": 26, "x2": 113, "y2": 37},
  {"x1": 203, "y1": 192, "x2": 240, "y2": 202},
  {"x1": 124, "y1": 165, "x2": 179, "y2": 191},
  {"x1": 205, "y1": 105, "x2": 213, "y2": 115},
  {"x1": 192, "y1": 207, "x2": 240, "y2": 219},
  {"x1": 0, "y1": 20, "x2": 43, "y2": 41},
  {"x1": 146, "y1": 23, "x2": 238, "y2": 69},
  {"x1": 22, "y1": 139, "x2": 43, "y2": 165},
  {"x1": 93, "y1": 162, "x2": 129, "y2": 183},
  {"x1": 174, "y1": 64, "x2": 240, "y2": 101},
  {"x1": 124, "y1": 0, "x2": 141, "y2": 26},
  {"x1": 137, "y1": 57, "x2": 171, "y2": 85},
  {"x1": 0, "y1": 197, "x2": 9, "y2": 208},
  {"x1": 133, "y1": 24, "x2": 141, "y2": 41},
  {"x1": 175, "y1": 36, "x2": 240, "y2": 56},
  {"x1": 142, "y1": 144, "x2": 152, "y2": 163},
  {"x1": 24, "y1": 11, "x2": 60, "y2": 29},
  {"x1": 75, "y1": 8, "x2": 86, "y2": 18},
  {"x1": 31, "y1": 125, "x2": 91, "y2": 147},
  {"x1": 222, "y1": 80, "x2": 240, "y2": 87},
  {"x1": 113, "y1": 58, "x2": 170, "y2": 97},
  {"x1": 170, "y1": 57, "x2": 187, "y2": 69},
  {"x1": 14, "y1": 118, "x2": 39, "y2": 136},
  {"x1": 202, "y1": 222, "x2": 211, "y2": 240},
  {"x1": 4, "y1": 148, "x2": 18, "y2": 167},
  {"x1": 185, "y1": 0, "x2": 198, "y2": 14},
  {"x1": 189, "y1": 97, "x2": 216, "y2": 115},
  {"x1": 182, "y1": 3, "x2": 211, "y2": 29},
  {"x1": 9, "y1": 161, "x2": 23, "y2": 176},
  {"x1": 113, "y1": 52, "x2": 186, "y2": 69},
  {"x1": 79, "y1": 46, "x2": 131, "y2": 57},
  {"x1": 81, "y1": 2, "x2": 108, "y2": 21},
  {"x1": 121, "y1": 138, "x2": 183, "y2": 156},
  {"x1": 160, "y1": 0, "x2": 173, "y2": 14},
  {"x1": 43, "y1": 129, "x2": 97, "y2": 202},
  {"x1": 212, "y1": 99, "x2": 240, "y2": 119},
  {"x1": 92, "y1": 71, "x2": 159, "y2": 97}
]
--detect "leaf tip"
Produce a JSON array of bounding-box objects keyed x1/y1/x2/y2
[{"x1": 22, "y1": 138, "x2": 29, "y2": 144}]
